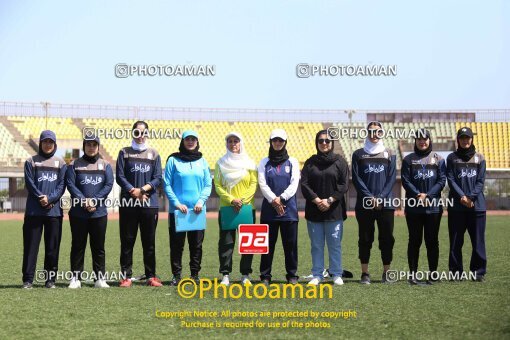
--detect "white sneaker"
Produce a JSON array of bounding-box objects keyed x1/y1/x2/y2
[
  {"x1": 303, "y1": 269, "x2": 329, "y2": 279},
  {"x1": 307, "y1": 278, "x2": 321, "y2": 286},
  {"x1": 241, "y1": 275, "x2": 252, "y2": 286},
  {"x1": 333, "y1": 276, "x2": 344, "y2": 285},
  {"x1": 94, "y1": 279, "x2": 110, "y2": 288},
  {"x1": 68, "y1": 278, "x2": 81, "y2": 289},
  {"x1": 220, "y1": 275, "x2": 230, "y2": 286}
]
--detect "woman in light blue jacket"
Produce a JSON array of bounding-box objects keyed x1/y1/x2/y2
[{"x1": 164, "y1": 130, "x2": 212, "y2": 286}]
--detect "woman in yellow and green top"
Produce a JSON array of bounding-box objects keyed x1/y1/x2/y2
[{"x1": 214, "y1": 132, "x2": 258, "y2": 286}]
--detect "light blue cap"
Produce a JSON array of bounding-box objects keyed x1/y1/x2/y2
[{"x1": 182, "y1": 130, "x2": 199, "y2": 139}]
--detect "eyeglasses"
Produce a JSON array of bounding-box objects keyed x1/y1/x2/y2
[{"x1": 318, "y1": 139, "x2": 331, "y2": 144}]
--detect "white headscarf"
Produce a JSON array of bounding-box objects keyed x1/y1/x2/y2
[
  {"x1": 364, "y1": 122, "x2": 385, "y2": 155},
  {"x1": 217, "y1": 132, "x2": 256, "y2": 192},
  {"x1": 132, "y1": 139, "x2": 148, "y2": 152},
  {"x1": 363, "y1": 139, "x2": 385, "y2": 155}
]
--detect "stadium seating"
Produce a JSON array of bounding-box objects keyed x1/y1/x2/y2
[
  {"x1": 456, "y1": 122, "x2": 510, "y2": 168},
  {"x1": 0, "y1": 116, "x2": 508, "y2": 170},
  {"x1": 83, "y1": 119, "x2": 323, "y2": 168},
  {"x1": 7, "y1": 116, "x2": 82, "y2": 140},
  {"x1": 0, "y1": 123, "x2": 31, "y2": 167}
]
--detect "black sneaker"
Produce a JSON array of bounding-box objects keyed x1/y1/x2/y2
[
  {"x1": 381, "y1": 272, "x2": 394, "y2": 284},
  {"x1": 360, "y1": 273, "x2": 371, "y2": 285},
  {"x1": 22, "y1": 282, "x2": 33, "y2": 289},
  {"x1": 474, "y1": 274, "x2": 485, "y2": 282},
  {"x1": 408, "y1": 278, "x2": 418, "y2": 285},
  {"x1": 190, "y1": 275, "x2": 200, "y2": 285},
  {"x1": 287, "y1": 277, "x2": 298, "y2": 285},
  {"x1": 342, "y1": 270, "x2": 354, "y2": 279},
  {"x1": 45, "y1": 281, "x2": 56, "y2": 289},
  {"x1": 170, "y1": 275, "x2": 181, "y2": 286}
]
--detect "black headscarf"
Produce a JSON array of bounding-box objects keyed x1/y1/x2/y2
[
  {"x1": 38, "y1": 142, "x2": 57, "y2": 159},
  {"x1": 414, "y1": 128, "x2": 433, "y2": 157},
  {"x1": 168, "y1": 139, "x2": 203, "y2": 162},
  {"x1": 455, "y1": 139, "x2": 476, "y2": 162},
  {"x1": 82, "y1": 141, "x2": 100, "y2": 164},
  {"x1": 309, "y1": 130, "x2": 340, "y2": 166},
  {"x1": 268, "y1": 140, "x2": 289, "y2": 165}
]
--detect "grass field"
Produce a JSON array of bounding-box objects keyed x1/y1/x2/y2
[{"x1": 0, "y1": 216, "x2": 509, "y2": 339}]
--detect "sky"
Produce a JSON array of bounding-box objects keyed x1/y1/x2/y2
[{"x1": 0, "y1": 0, "x2": 508, "y2": 111}]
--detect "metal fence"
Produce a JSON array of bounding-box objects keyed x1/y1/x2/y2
[{"x1": 1, "y1": 101, "x2": 509, "y2": 122}]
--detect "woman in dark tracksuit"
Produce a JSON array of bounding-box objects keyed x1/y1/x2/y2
[
  {"x1": 22, "y1": 130, "x2": 66, "y2": 289},
  {"x1": 352, "y1": 121, "x2": 396, "y2": 284},
  {"x1": 66, "y1": 135, "x2": 113, "y2": 288},
  {"x1": 116, "y1": 121, "x2": 162, "y2": 287},
  {"x1": 446, "y1": 127, "x2": 487, "y2": 282},
  {"x1": 258, "y1": 129, "x2": 300, "y2": 285},
  {"x1": 301, "y1": 130, "x2": 349, "y2": 286},
  {"x1": 401, "y1": 129, "x2": 446, "y2": 284}
]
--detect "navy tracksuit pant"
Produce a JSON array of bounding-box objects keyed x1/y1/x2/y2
[
  {"x1": 448, "y1": 210, "x2": 487, "y2": 276},
  {"x1": 22, "y1": 216, "x2": 63, "y2": 283},
  {"x1": 259, "y1": 220, "x2": 298, "y2": 281}
]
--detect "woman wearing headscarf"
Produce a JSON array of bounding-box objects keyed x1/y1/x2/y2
[
  {"x1": 352, "y1": 121, "x2": 396, "y2": 284},
  {"x1": 22, "y1": 130, "x2": 67, "y2": 289},
  {"x1": 446, "y1": 127, "x2": 487, "y2": 282},
  {"x1": 401, "y1": 129, "x2": 446, "y2": 284},
  {"x1": 301, "y1": 130, "x2": 349, "y2": 286},
  {"x1": 258, "y1": 129, "x2": 300, "y2": 284},
  {"x1": 116, "y1": 121, "x2": 162, "y2": 287},
  {"x1": 66, "y1": 134, "x2": 114, "y2": 288},
  {"x1": 214, "y1": 132, "x2": 257, "y2": 286},
  {"x1": 164, "y1": 130, "x2": 212, "y2": 285}
]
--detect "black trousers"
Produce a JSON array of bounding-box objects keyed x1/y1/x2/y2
[
  {"x1": 218, "y1": 210, "x2": 255, "y2": 275},
  {"x1": 356, "y1": 209, "x2": 395, "y2": 265},
  {"x1": 405, "y1": 212, "x2": 442, "y2": 273},
  {"x1": 259, "y1": 220, "x2": 298, "y2": 281},
  {"x1": 22, "y1": 215, "x2": 63, "y2": 283},
  {"x1": 448, "y1": 210, "x2": 487, "y2": 276},
  {"x1": 70, "y1": 215, "x2": 108, "y2": 279},
  {"x1": 119, "y1": 207, "x2": 159, "y2": 279},
  {"x1": 169, "y1": 213, "x2": 204, "y2": 277}
]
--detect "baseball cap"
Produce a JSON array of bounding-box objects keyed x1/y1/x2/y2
[
  {"x1": 457, "y1": 127, "x2": 474, "y2": 138},
  {"x1": 270, "y1": 129, "x2": 287, "y2": 141}
]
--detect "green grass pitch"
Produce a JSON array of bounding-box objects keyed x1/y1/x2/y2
[{"x1": 0, "y1": 216, "x2": 508, "y2": 339}]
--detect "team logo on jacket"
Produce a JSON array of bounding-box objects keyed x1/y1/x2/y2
[
  {"x1": 131, "y1": 164, "x2": 151, "y2": 173},
  {"x1": 54, "y1": 161, "x2": 59, "y2": 167},
  {"x1": 38, "y1": 173, "x2": 57, "y2": 182},
  {"x1": 384, "y1": 151, "x2": 389, "y2": 159},
  {"x1": 285, "y1": 166, "x2": 291, "y2": 173},
  {"x1": 364, "y1": 164, "x2": 385, "y2": 174},
  {"x1": 98, "y1": 163, "x2": 104, "y2": 170},
  {"x1": 414, "y1": 170, "x2": 434, "y2": 180},
  {"x1": 458, "y1": 169, "x2": 477, "y2": 178},
  {"x1": 80, "y1": 176, "x2": 103, "y2": 186},
  {"x1": 430, "y1": 157, "x2": 436, "y2": 164},
  {"x1": 148, "y1": 153, "x2": 153, "y2": 160},
  {"x1": 474, "y1": 156, "x2": 479, "y2": 164}
]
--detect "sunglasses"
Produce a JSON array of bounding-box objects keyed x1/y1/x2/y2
[
  {"x1": 318, "y1": 139, "x2": 331, "y2": 144},
  {"x1": 368, "y1": 129, "x2": 383, "y2": 138}
]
